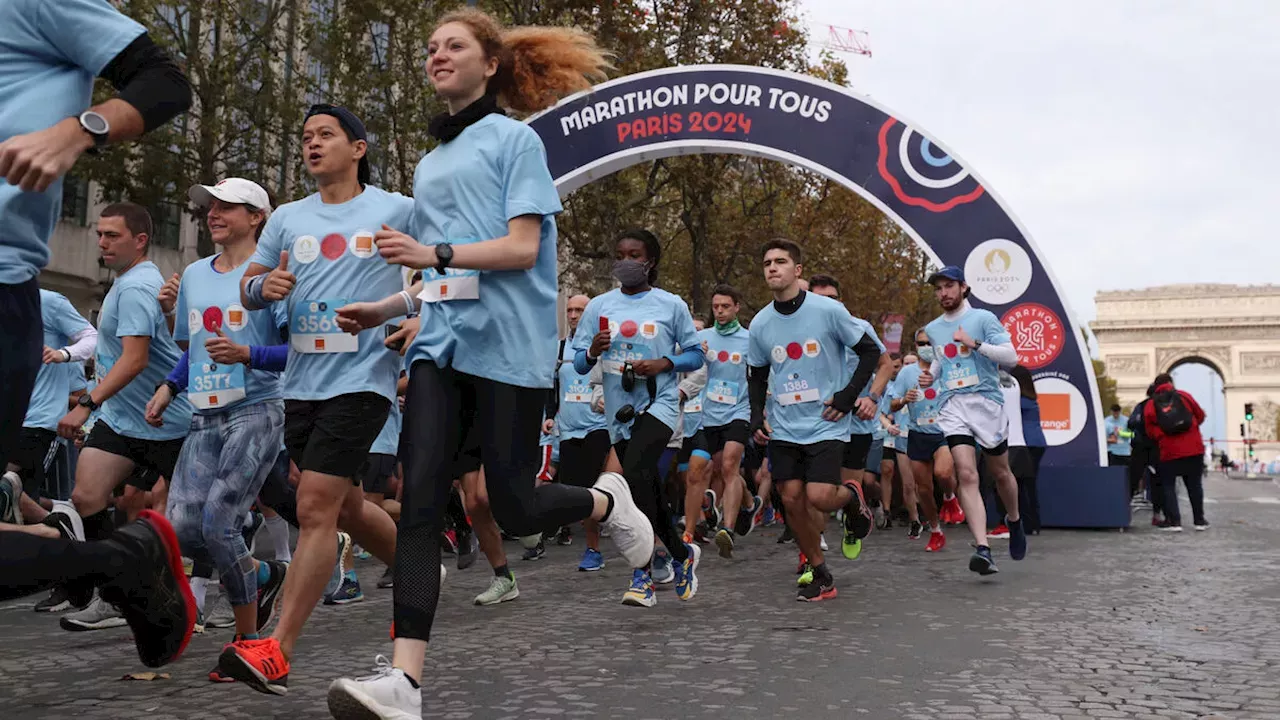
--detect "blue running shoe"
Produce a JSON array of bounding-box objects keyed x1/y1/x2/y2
[
  {"x1": 323, "y1": 532, "x2": 352, "y2": 598},
  {"x1": 969, "y1": 545, "x2": 998, "y2": 575},
  {"x1": 578, "y1": 548, "x2": 605, "y2": 572},
  {"x1": 324, "y1": 572, "x2": 364, "y2": 605},
  {"x1": 651, "y1": 547, "x2": 674, "y2": 584},
  {"x1": 1007, "y1": 516, "x2": 1027, "y2": 561},
  {"x1": 621, "y1": 569, "x2": 656, "y2": 607},
  {"x1": 673, "y1": 542, "x2": 701, "y2": 601}
]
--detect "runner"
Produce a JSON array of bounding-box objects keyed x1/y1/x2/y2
[
  {"x1": 747, "y1": 240, "x2": 889, "y2": 601},
  {"x1": 0, "y1": 0, "x2": 190, "y2": 483},
  {"x1": 674, "y1": 321, "x2": 712, "y2": 558},
  {"x1": 700, "y1": 285, "x2": 760, "y2": 559},
  {"x1": 218, "y1": 105, "x2": 406, "y2": 695},
  {"x1": 572, "y1": 229, "x2": 705, "y2": 607},
  {"x1": 889, "y1": 329, "x2": 953, "y2": 552},
  {"x1": 887, "y1": 352, "x2": 921, "y2": 536},
  {"x1": 917, "y1": 266, "x2": 1025, "y2": 575},
  {"x1": 875, "y1": 353, "x2": 905, "y2": 530},
  {"x1": 55, "y1": 203, "x2": 193, "y2": 632},
  {"x1": 323, "y1": 12, "x2": 650, "y2": 717},
  {"x1": 543, "y1": 294, "x2": 612, "y2": 572}
]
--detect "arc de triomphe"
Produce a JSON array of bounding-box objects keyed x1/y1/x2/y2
[{"x1": 1091, "y1": 284, "x2": 1280, "y2": 462}]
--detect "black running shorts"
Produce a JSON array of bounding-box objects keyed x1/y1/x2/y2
[
  {"x1": 84, "y1": 421, "x2": 185, "y2": 490},
  {"x1": 842, "y1": 432, "x2": 872, "y2": 471},
  {"x1": 704, "y1": 419, "x2": 750, "y2": 455},
  {"x1": 285, "y1": 392, "x2": 391, "y2": 481},
  {"x1": 768, "y1": 439, "x2": 843, "y2": 486}
]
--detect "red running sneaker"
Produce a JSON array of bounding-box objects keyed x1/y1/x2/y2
[
  {"x1": 924, "y1": 530, "x2": 946, "y2": 552},
  {"x1": 219, "y1": 637, "x2": 289, "y2": 695},
  {"x1": 796, "y1": 551, "x2": 808, "y2": 575},
  {"x1": 988, "y1": 524, "x2": 1011, "y2": 540},
  {"x1": 941, "y1": 496, "x2": 965, "y2": 525}
]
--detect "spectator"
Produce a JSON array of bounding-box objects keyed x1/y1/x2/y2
[
  {"x1": 1009, "y1": 366, "x2": 1045, "y2": 534},
  {"x1": 1142, "y1": 373, "x2": 1208, "y2": 531},
  {"x1": 1128, "y1": 384, "x2": 1163, "y2": 522}
]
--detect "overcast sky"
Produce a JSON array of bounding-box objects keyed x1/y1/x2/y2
[{"x1": 798, "y1": 0, "x2": 1279, "y2": 325}]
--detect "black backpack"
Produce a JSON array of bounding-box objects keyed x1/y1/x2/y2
[{"x1": 1152, "y1": 389, "x2": 1193, "y2": 435}]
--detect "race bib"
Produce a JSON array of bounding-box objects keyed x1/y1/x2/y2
[
  {"x1": 917, "y1": 416, "x2": 938, "y2": 426},
  {"x1": 189, "y1": 360, "x2": 246, "y2": 410},
  {"x1": 291, "y1": 298, "x2": 357, "y2": 354},
  {"x1": 684, "y1": 397, "x2": 703, "y2": 413},
  {"x1": 601, "y1": 340, "x2": 656, "y2": 375},
  {"x1": 564, "y1": 382, "x2": 592, "y2": 403},
  {"x1": 775, "y1": 376, "x2": 819, "y2": 406},
  {"x1": 707, "y1": 378, "x2": 740, "y2": 405},
  {"x1": 943, "y1": 358, "x2": 980, "y2": 391},
  {"x1": 418, "y1": 268, "x2": 480, "y2": 303}
]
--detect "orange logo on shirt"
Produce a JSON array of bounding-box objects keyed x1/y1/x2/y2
[
  {"x1": 440, "y1": 283, "x2": 449, "y2": 298},
  {"x1": 315, "y1": 338, "x2": 326, "y2": 351},
  {"x1": 228, "y1": 309, "x2": 244, "y2": 325},
  {"x1": 209, "y1": 395, "x2": 219, "y2": 406},
  {"x1": 1039, "y1": 393, "x2": 1071, "y2": 431},
  {"x1": 355, "y1": 235, "x2": 374, "y2": 252},
  {"x1": 793, "y1": 393, "x2": 802, "y2": 402}
]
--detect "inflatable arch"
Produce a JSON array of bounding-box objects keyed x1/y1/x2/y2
[{"x1": 528, "y1": 65, "x2": 1124, "y2": 525}]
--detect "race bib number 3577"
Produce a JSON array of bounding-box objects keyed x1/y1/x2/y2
[{"x1": 291, "y1": 298, "x2": 357, "y2": 354}]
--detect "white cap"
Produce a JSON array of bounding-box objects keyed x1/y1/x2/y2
[{"x1": 188, "y1": 178, "x2": 272, "y2": 216}]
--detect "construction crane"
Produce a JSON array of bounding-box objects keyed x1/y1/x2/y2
[{"x1": 817, "y1": 23, "x2": 872, "y2": 57}]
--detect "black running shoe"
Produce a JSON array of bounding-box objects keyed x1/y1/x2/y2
[
  {"x1": 968, "y1": 545, "x2": 998, "y2": 576},
  {"x1": 796, "y1": 572, "x2": 837, "y2": 602},
  {"x1": 96, "y1": 510, "x2": 197, "y2": 668},
  {"x1": 734, "y1": 495, "x2": 763, "y2": 537},
  {"x1": 777, "y1": 526, "x2": 795, "y2": 544},
  {"x1": 555, "y1": 526, "x2": 573, "y2": 546},
  {"x1": 34, "y1": 585, "x2": 77, "y2": 613},
  {"x1": 908, "y1": 520, "x2": 923, "y2": 540},
  {"x1": 842, "y1": 483, "x2": 873, "y2": 541},
  {"x1": 376, "y1": 565, "x2": 395, "y2": 589},
  {"x1": 521, "y1": 540, "x2": 546, "y2": 561},
  {"x1": 255, "y1": 560, "x2": 286, "y2": 632},
  {"x1": 456, "y1": 526, "x2": 478, "y2": 570}
]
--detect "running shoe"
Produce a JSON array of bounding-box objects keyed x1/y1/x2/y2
[
  {"x1": 988, "y1": 524, "x2": 1011, "y2": 540},
  {"x1": 969, "y1": 545, "x2": 998, "y2": 575},
  {"x1": 651, "y1": 547, "x2": 675, "y2": 584},
  {"x1": 474, "y1": 574, "x2": 519, "y2": 605},
  {"x1": 762, "y1": 506, "x2": 777, "y2": 526},
  {"x1": 941, "y1": 495, "x2": 965, "y2": 525},
  {"x1": 1156, "y1": 522, "x2": 1184, "y2": 532},
  {"x1": 324, "y1": 572, "x2": 365, "y2": 605},
  {"x1": 555, "y1": 526, "x2": 573, "y2": 546},
  {"x1": 843, "y1": 481, "x2": 873, "y2": 540},
  {"x1": 205, "y1": 591, "x2": 236, "y2": 628},
  {"x1": 353, "y1": 545, "x2": 372, "y2": 560},
  {"x1": 714, "y1": 527, "x2": 735, "y2": 559},
  {"x1": 209, "y1": 658, "x2": 235, "y2": 684},
  {"x1": 1194, "y1": 520, "x2": 1211, "y2": 531},
  {"x1": 796, "y1": 571, "x2": 837, "y2": 602},
  {"x1": 819, "y1": 534, "x2": 828, "y2": 551},
  {"x1": 327, "y1": 655, "x2": 422, "y2": 720},
  {"x1": 193, "y1": 608, "x2": 205, "y2": 634},
  {"x1": 325, "y1": 532, "x2": 353, "y2": 599},
  {"x1": 219, "y1": 637, "x2": 289, "y2": 695},
  {"x1": 34, "y1": 585, "x2": 83, "y2": 614},
  {"x1": 594, "y1": 472, "x2": 656, "y2": 568},
  {"x1": 1007, "y1": 516, "x2": 1027, "y2": 560},
  {"x1": 621, "y1": 568, "x2": 656, "y2": 608},
  {"x1": 60, "y1": 594, "x2": 127, "y2": 631},
  {"x1": 797, "y1": 564, "x2": 814, "y2": 587},
  {"x1": 673, "y1": 542, "x2": 700, "y2": 601},
  {"x1": 702, "y1": 489, "x2": 720, "y2": 531},
  {"x1": 256, "y1": 560, "x2": 287, "y2": 631},
  {"x1": 908, "y1": 520, "x2": 923, "y2": 540},
  {"x1": 441, "y1": 529, "x2": 458, "y2": 556},
  {"x1": 0, "y1": 471, "x2": 22, "y2": 524},
  {"x1": 522, "y1": 539, "x2": 546, "y2": 561},
  {"x1": 777, "y1": 526, "x2": 794, "y2": 544},
  {"x1": 1151, "y1": 513, "x2": 1165, "y2": 527},
  {"x1": 872, "y1": 503, "x2": 888, "y2": 531},
  {"x1": 796, "y1": 551, "x2": 808, "y2": 575},
  {"x1": 456, "y1": 525, "x2": 478, "y2": 570},
  {"x1": 841, "y1": 535, "x2": 862, "y2": 561},
  {"x1": 924, "y1": 530, "x2": 946, "y2": 552},
  {"x1": 578, "y1": 548, "x2": 605, "y2": 572},
  {"x1": 734, "y1": 495, "x2": 763, "y2": 537},
  {"x1": 377, "y1": 566, "x2": 395, "y2": 589}
]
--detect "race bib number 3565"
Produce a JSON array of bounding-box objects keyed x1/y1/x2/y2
[{"x1": 291, "y1": 298, "x2": 357, "y2": 354}]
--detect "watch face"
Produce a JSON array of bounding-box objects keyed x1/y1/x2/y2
[{"x1": 81, "y1": 112, "x2": 108, "y2": 135}]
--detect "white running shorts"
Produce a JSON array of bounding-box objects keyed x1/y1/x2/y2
[{"x1": 936, "y1": 393, "x2": 1009, "y2": 450}]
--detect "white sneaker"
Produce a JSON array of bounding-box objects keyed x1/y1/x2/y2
[
  {"x1": 328, "y1": 656, "x2": 422, "y2": 720},
  {"x1": 593, "y1": 472, "x2": 655, "y2": 568},
  {"x1": 819, "y1": 534, "x2": 828, "y2": 551},
  {"x1": 1, "y1": 471, "x2": 22, "y2": 525},
  {"x1": 59, "y1": 594, "x2": 126, "y2": 631}
]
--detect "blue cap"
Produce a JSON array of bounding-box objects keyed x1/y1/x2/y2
[{"x1": 927, "y1": 265, "x2": 965, "y2": 285}]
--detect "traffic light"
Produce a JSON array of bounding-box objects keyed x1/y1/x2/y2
[{"x1": 1245, "y1": 403, "x2": 1255, "y2": 422}]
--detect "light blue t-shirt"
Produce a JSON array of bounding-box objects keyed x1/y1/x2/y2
[
  {"x1": 890, "y1": 362, "x2": 944, "y2": 435},
  {"x1": 250, "y1": 187, "x2": 414, "y2": 403},
  {"x1": 97, "y1": 261, "x2": 192, "y2": 440},
  {"x1": 370, "y1": 403, "x2": 401, "y2": 456},
  {"x1": 1104, "y1": 415, "x2": 1131, "y2": 456},
  {"x1": 24, "y1": 290, "x2": 93, "y2": 431},
  {"x1": 0, "y1": 0, "x2": 144, "y2": 284},
  {"x1": 174, "y1": 255, "x2": 288, "y2": 414},
  {"x1": 682, "y1": 373, "x2": 705, "y2": 440},
  {"x1": 924, "y1": 307, "x2": 1012, "y2": 406},
  {"x1": 846, "y1": 319, "x2": 888, "y2": 437},
  {"x1": 405, "y1": 114, "x2": 563, "y2": 390},
  {"x1": 747, "y1": 294, "x2": 867, "y2": 445},
  {"x1": 571, "y1": 288, "x2": 701, "y2": 443},
  {"x1": 698, "y1": 327, "x2": 751, "y2": 428},
  {"x1": 555, "y1": 339, "x2": 606, "y2": 441}
]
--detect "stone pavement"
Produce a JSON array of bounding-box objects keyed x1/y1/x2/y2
[{"x1": 2, "y1": 473, "x2": 1279, "y2": 719}]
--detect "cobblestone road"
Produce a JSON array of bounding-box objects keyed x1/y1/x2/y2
[{"x1": 3, "y1": 473, "x2": 1279, "y2": 719}]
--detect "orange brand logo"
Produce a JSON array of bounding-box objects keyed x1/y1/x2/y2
[
  {"x1": 209, "y1": 395, "x2": 219, "y2": 406},
  {"x1": 356, "y1": 235, "x2": 373, "y2": 252},
  {"x1": 793, "y1": 394, "x2": 802, "y2": 402},
  {"x1": 805, "y1": 342, "x2": 819, "y2": 354},
  {"x1": 228, "y1": 309, "x2": 243, "y2": 325},
  {"x1": 315, "y1": 338, "x2": 326, "y2": 351},
  {"x1": 1039, "y1": 393, "x2": 1071, "y2": 431},
  {"x1": 440, "y1": 283, "x2": 449, "y2": 297}
]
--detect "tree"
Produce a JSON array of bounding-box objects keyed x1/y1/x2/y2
[{"x1": 1093, "y1": 359, "x2": 1120, "y2": 412}]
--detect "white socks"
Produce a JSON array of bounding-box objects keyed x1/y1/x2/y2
[{"x1": 264, "y1": 514, "x2": 292, "y2": 562}]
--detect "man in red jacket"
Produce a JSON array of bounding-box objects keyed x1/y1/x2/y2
[{"x1": 1142, "y1": 373, "x2": 1208, "y2": 531}]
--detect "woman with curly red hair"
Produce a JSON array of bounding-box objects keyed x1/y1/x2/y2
[{"x1": 326, "y1": 10, "x2": 653, "y2": 719}]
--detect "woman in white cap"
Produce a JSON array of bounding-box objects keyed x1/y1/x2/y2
[{"x1": 145, "y1": 178, "x2": 291, "y2": 675}]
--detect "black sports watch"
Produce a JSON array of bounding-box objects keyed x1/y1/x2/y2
[
  {"x1": 77, "y1": 111, "x2": 110, "y2": 154},
  {"x1": 77, "y1": 393, "x2": 100, "y2": 411},
  {"x1": 434, "y1": 243, "x2": 453, "y2": 275}
]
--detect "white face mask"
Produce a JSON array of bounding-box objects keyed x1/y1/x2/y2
[{"x1": 917, "y1": 346, "x2": 935, "y2": 364}]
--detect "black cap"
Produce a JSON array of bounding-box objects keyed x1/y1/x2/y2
[{"x1": 305, "y1": 104, "x2": 371, "y2": 185}]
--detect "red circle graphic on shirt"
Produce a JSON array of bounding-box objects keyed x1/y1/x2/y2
[
  {"x1": 202, "y1": 306, "x2": 224, "y2": 333},
  {"x1": 717, "y1": 350, "x2": 729, "y2": 363},
  {"x1": 1000, "y1": 303, "x2": 1065, "y2": 370},
  {"x1": 619, "y1": 320, "x2": 638, "y2": 338},
  {"x1": 321, "y1": 233, "x2": 347, "y2": 260},
  {"x1": 923, "y1": 388, "x2": 937, "y2": 400},
  {"x1": 943, "y1": 343, "x2": 958, "y2": 359},
  {"x1": 786, "y1": 342, "x2": 803, "y2": 360}
]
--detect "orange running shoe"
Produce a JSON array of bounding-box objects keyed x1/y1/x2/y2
[{"x1": 218, "y1": 637, "x2": 289, "y2": 695}]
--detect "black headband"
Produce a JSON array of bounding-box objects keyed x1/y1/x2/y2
[{"x1": 305, "y1": 104, "x2": 371, "y2": 185}]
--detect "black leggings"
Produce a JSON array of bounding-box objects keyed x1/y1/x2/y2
[
  {"x1": 614, "y1": 413, "x2": 686, "y2": 563},
  {"x1": 0, "y1": 279, "x2": 41, "y2": 472},
  {"x1": 0, "y1": 531, "x2": 118, "y2": 603},
  {"x1": 396, "y1": 362, "x2": 595, "y2": 640}
]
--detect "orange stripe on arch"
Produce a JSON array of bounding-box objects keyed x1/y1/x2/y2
[{"x1": 876, "y1": 117, "x2": 986, "y2": 213}]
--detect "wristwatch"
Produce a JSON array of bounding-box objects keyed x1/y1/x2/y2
[
  {"x1": 974, "y1": 340, "x2": 983, "y2": 350},
  {"x1": 77, "y1": 111, "x2": 110, "y2": 154},
  {"x1": 77, "y1": 393, "x2": 100, "y2": 411},
  {"x1": 158, "y1": 379, "x2": 181, "y2": 397},
  {"x1": 61, "y1": 348, "x2": 72, "y2": 363},
  {"x1": 434, "y1": 243, "x2": 453, "y2": 275}
]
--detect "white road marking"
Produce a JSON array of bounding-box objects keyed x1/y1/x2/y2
[{"x1": 1249, "y1": 497, "x2": 1280, "y2": 505}]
